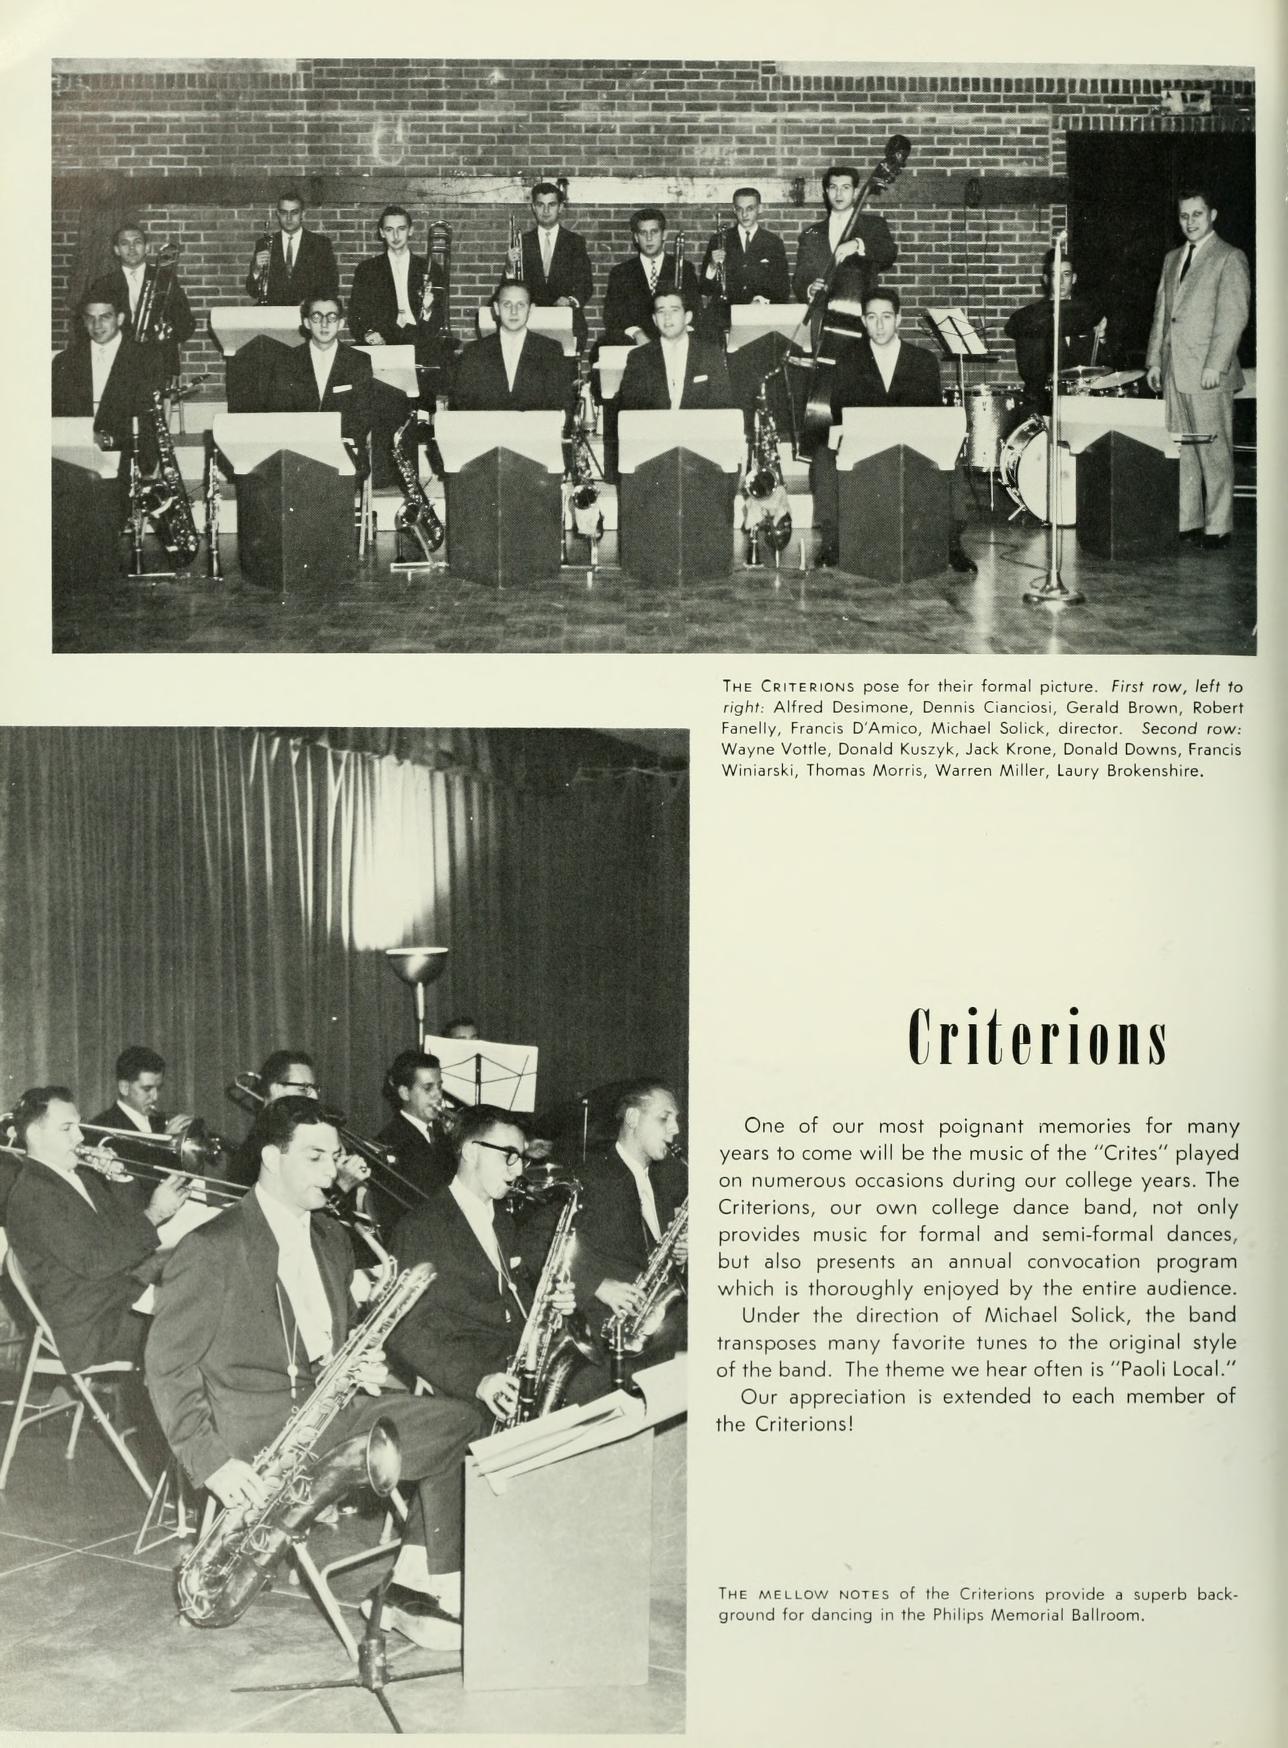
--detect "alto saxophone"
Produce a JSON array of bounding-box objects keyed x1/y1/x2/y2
[
  {"x1": 602, "y1": 1193, "x2": 688, "y2": 1388},
  {"x1": 496, "y1": 1181, "x2": 592, "y2": 1429},
  {"x1": 742, "y1": 377, "x2": 793, "y2": 564},
  {"x1": 391, "y1": 410, "x2": 445, "y2": 561},
  {"x1": 134, "y1": 390, "x2": 201, "y2": 565},
  {"x1": 176, "y1": 1260, "x2": 435, "y2": 1628},
  {"x1": 561, "y1": 350, "x2": 602, "y2": 555}
]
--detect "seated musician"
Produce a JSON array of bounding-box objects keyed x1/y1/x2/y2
[
  {"x1": 813, "y1": 287, "x2": 975, "y2": 574},
  {"x1": 230, "y1": 1050, "x2": 369, "y2": 1204},
  {"x1": 268, "y1": 293, "x2": 374, "y2": 468},
  {"x1": 146, "y1": 1097, "x2": 480, "y2": 1651},
  {"x1": 618, "y1": 288, "x2": 735, "y2": 411},
  {"x1": 86, "y1": 223, "x2": 196, "y2": 386},
  {"x1": 443, "y1": 1015, "x2": 480, "y2": 1041},
  {"x1": 793, "y1": 164, "x2": 898, "y2": 307},
  {"x1": 1005, "y1": 249, "x2": 1108, "y2": 405},
  {"x1": 4, "y1": 1085, "x2": 190, "y2": 1375},
  {"x1": 450, "y1": 279, "x2": 568, "y2": 412},
  {"x1": 521, "y1": 181, "x2": 593, "y2": 341},
  {"x1": 602, "y1": 209, "x2": 701, "y2": 347},
  {"x1": 52, "y1": 290, "x2": 163, "y2": 473},
  {"x1": 349, "y1": 205, "x2": 448, "y2": 352},
  {"x1": 569, "y1": 1080, "x2": 687, "y2": 1355},
  {"x1": 376, "y1": 1049, "x2": 455, "y2": 1210},
  {"x1": 88, "y1": 1045, "x2": 193, "y2": 1199},
  {"x1": 700, "y1": 187, "x2": 792, "y2": 320},
  {"x1": 244, "y1": 190, "x2": 340, "y2": 307}
]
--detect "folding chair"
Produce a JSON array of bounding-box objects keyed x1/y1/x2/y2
[{"x1": 0, "y1": 1248, "x2": 152, "y2": 1498}]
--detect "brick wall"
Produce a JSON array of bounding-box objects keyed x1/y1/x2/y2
[{"x1": 52, "y1": 60, "x2": 1254, "y2": 383}]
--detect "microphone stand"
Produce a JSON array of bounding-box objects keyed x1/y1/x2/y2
[{"x1": 1023, "y1": 230, "x2": 1084, "y2": 607}]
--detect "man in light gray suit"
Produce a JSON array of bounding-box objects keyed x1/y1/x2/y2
[{"x1": 1145, "y1": 186, "x2": 1250, "y2": 549}]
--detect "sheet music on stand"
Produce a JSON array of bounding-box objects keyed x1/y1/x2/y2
[
  {"x1": 425, "y1": 1032, "x2": 538, "y2": 1111},
  {"x1": 924, "y1": 307, "x2": 990, "y2": 360}
]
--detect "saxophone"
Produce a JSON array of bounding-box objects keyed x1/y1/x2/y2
[
  {"x1": 561, "y1": 351, "x2": 602, "y2": 554},
  {"x1": 742, "y1": 377, "x2": 793, "y2": 564},
  {"x1": 135, "y1": 389, "x2": 201, "y2": 564},
  {"x1": 602, "y1": 1194, "x2": 688, "y2": 1387},
  {"x1": 496, "y1": 1181, "x2": 591, "y2": 1429},
  {"x1": 391, "y1": 410, "x2": 446, "y2": 560},
  {"x1": 176, "y1": 1260, "x2": 435, "y2": 1628}
]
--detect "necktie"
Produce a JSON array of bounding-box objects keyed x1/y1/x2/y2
[
  {"x1": 1179, "y1": 243, "x2": 1194, "y2": 282},
  {"x1": 647, "y1": 258, "x2": 659, "y2": 292},
  {"x1": 541, "y1": 231, "x2": 554, "y2": 276},
  {"x1": 286, "y1": 235, "x2": 296, "y2": 274}
]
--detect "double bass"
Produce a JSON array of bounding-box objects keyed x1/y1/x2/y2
[{"x1": 796, "y1": 136, "x2": 912, "y2": 457}]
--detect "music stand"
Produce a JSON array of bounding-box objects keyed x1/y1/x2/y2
[
  {"x1": 425, "y1": 1034, "x2": 538, "y2": 1113},
  {"x1": 924, "y1": 307, "x2": 993, "y2": 411}
]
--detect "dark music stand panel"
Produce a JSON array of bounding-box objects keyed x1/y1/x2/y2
[
  {"x1": 444, "y1": 450, "x2": 562, "y2": 586},
  {"x1": 1075, "y1": 430, "x2": 1179, "y2": 559},
  {"x1": 840, "y1": 445, "x2": 951, "y2": 583},
  {"x1": 619, "y1": 452, "x2": 738, "y2": 587},
  {"x1": 224, "y1": 335, "x2": 292, "y2": 413},
  {"x1": 52, "y1": 459, "x2": 123, "y2": 588},
  {"x1": 235, "y1": 450, "x2": 355, "y2": 589}
]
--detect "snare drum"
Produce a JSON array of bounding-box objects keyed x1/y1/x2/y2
[
  {"x1": 963, "y1": 383, "x2": 1026, "y2": 472},
  {"x1": 1000, "y1": 417, "x2": 1076, "y2": 526}
]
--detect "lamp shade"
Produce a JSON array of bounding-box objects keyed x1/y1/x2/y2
[{"x1": 384, "y1": 946, "x2": 450, "y2": 988}]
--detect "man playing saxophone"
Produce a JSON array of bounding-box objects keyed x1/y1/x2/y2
[
  {"x1": 52, "y1": 289, "x2": 163, "y2": 475},
  {"x1": 146, "y1": 1097, "x2": 481, "y2": 1651}
]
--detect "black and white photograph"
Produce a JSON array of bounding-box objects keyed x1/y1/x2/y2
[
  {"x1": 0, "y1": 725, "x2": 688, "y2": 1733},
  {"x1": 49, "y1": 57, "x2": 1255, "y2": 658}
]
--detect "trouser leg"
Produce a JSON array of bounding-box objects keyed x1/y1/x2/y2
[{"x1": 1192, "y1": 392, "x2": 1235, "y2": 535}]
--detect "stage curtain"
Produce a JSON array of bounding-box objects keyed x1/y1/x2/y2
[{"x1": 0, "y1": 728, "x2": 687, "y2": 1139}]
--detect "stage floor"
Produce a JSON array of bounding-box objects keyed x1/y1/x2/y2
[
  {"x1": 0, "y1": 1396, "x2": 685, "y2": 1734},
  {"x1": 52, "y1": 500, "x2": 1255, "y2": 658}
]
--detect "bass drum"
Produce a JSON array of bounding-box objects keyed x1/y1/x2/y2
[{"x1": 1000, "y1": 417, "x2": 1076, "y2": 526}]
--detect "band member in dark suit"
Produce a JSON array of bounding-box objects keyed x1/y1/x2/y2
[
  {"x1": 146, "y1": 1098, "x2": 478, "y2": 1650},
  {"x1": 569, "y1": 1080, "x2": 686, "y2": 1336},
  {"x1": 792, "y1": 164, "x2": 898, "y2": 308},
  {"x1": 4, "y1": 1085, "x2": 189, "y2": 1375},
  {"x1": 1005, "y1": 249, "x2": 1108, "y2": 405},
  {"x1": 270, "y1": 293, "x2": 374, "y2": 463},
  {"x1": 86, "y1": 223, "x2": 196, "y2": 385},
  {"x1": 700, "y1": 188, "x2": 792, "y2": 317},
  {"x1": 348, "y1": 205, "x2": 448, "y2": 349},
  {"x1": 618, "y1": 289, "x2": 735, "y2": 410},
  {"x1": 88, "y1": 1045, "x2": 195, "y2": 1191},
  {"x1": 814, "y1": 288, "x2": 974, "y2": 574},
  {"x1": 52, "y1": 290, "x2": 163, "y2": 470},
  {"x1": 1145, "y1": 186, "x2": 1251, "y2": 547},
  {"x1": 602, "y1": 209, "x2": 701, "y2": 346},
  {"x1": 244, "y1": 190, "x2": 340, "y2": 306},
  {"x1": 451, "y1": 280, "x2": 568, "y2": 411},
  {"x1": 521, "y1": 181, "x2": 594, "y2": 341},
  {"x1": 376, "y1": 1049, "x2": 455, "y2": 1216}
]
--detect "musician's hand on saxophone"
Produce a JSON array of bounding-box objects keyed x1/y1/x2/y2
[
  {"x1": 594, "y1": 1278, "x2": 645, "y2": 1316},
  {"x1": 206, "y1": 1456, "x2": 269, "y2": 1512},
  {"x1": 477, "y1": 1370, "x2": 519, "y2": 1419},
  {"x1": 363, "y1": 331, "x2": 386, "y2": 346},
  {"x1": 352, "y1": 1349, "x2": 390, "y2": 1396}
]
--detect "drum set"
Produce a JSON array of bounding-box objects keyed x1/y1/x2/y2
[{"x1": 948, "y1": 368, "x2": 1146, "y2": 524}]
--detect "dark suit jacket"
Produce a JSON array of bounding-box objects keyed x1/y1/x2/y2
[
  {"x1": 269, "y1": 340, "x2": 375, "y2": 452},
  {"x1": 348, "y1": 252, "x2": 447, "y2": 346},
  {"x1": 244, "y1": 227, "x2": 340, "y2": 306},
  {"x1": 832, "y1": 338, "x2": 943, "y2": 413},
  {"x1": 145, "y1": 1192, "x2": 354, "y2": 1486},
  {"x1": 618, "y1": 336, "x2": 734, "y2": 411},
  {"x1": 792, "y1": 213, "x2": 898, "y2": 304},
  {"x1": 376, "y1": 1114, "x2": 456, "y2": 1226},
  {"x1": 700, "y1": 226, "x2": 792, "y2": 306},
  {"x1": 1145, "y1": 233, "x2": 1250, "y2": 397},
  {"x1": 450, "y1": 332, "x2": 568, "y2": 412},
  {"x1": 602, "y1": 254, "x2": 701, "y2": 346},
  {"x1": 521, "y1": 227, "x2": 594, "y2": 311},
  {"x1": 1005, "y1": 295, "x2": 1107, "y2": 394},
  {"x1": 387, "y1": 1188, "x2": 542, "y2": 1404},
  {"x1": 51, "y1": 336, "x2": 162, "y2": 469},
  {"x1": 569, "y1": 1147, "x2": 687, "y2": 1313},
  {"x1": 85, "y1": 264, "x2": 196, "y2": 383},
  {"x1": 5, "y1": 1160, "x2": 161, "y2": 1375}
]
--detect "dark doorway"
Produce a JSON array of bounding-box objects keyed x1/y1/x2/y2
[{"x1": 1066, "y1": 132, "x2": 1255, "y2": 370}]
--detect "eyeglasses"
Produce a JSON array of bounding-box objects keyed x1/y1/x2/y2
[
  {"x1": 307, "y1": 313, "x2": 341, "y2": 326},
  {"x1": 472, "y1": 1139, "x2": 526, "y2": 1168},
  {"x1": 280, "y1": 1080, "x2": 320, "y2": 1094}
]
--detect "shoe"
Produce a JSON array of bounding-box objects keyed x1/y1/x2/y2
[
  {"x1": 363, "y1": 1582, "x2": 462, "y2": 1651},
  {"x1": 948, "y1": 544, "x2": 978, "y2": 575},
  {"x1": 816, "y1": 543, "x2": 839, "y2": 568},
  {"x1": 1202, "y1": 533, "x2": 1231, "y2": 550},
  {"x1": 1179, "y1": 528, "x2": 1204, "y2": 544}
]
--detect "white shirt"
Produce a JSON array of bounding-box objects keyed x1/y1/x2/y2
[
  {"x1": 449, "y1": 1179, "x2": 527, "y2": 1316},
  {"x1": 400, "y1": 1111, "x2": 433, "y2": 1144},
  {"x1": 498, "y1": 328, "x2": 527, "y2": 391},
  {"x1": 309, "y1": 340, "x2": 336, "y2": 402},
  {"x1": 34, "y1": 1154, "x2": 97, "y2": 1211},
  {"x1": 114, "y1": 1100, "x2": 152, "y2": 1134},
  {"x1": 828, "y1": 210, "x2": 854, "y2": 253},
  {"x1": 616, "y1": 1142, "x2": 661, "y2": 1243},
  {"x1": 90, "y1": 334, "x2": 122, "y2": 411},
  {"x1": 660, "y1": 335, "x2": 689, "y2": 410},
  {"x1": 872, "y1": 338, "x2": 901, "y2": 393},
  {"x1": 739, "y1": 225, "x2": 757, "y2": 250},
  {"x1": 124, "y1": 264, "x2": 146, "y2": 315},
  {"x1": 389, "y1": 250, "x2": 413, "y2": 322},
  {"x1": 255, "y1": 1184, "x2": 333, "y2": 1364}
]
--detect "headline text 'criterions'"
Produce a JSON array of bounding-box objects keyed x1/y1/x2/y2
[{"x1": 910, "y1": 1007, "x2": 1166, "y2": 1067}]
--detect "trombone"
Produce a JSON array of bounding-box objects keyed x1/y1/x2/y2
[{"x1": 0, "y1": 1121, "x2": 247, "y2": 1209}]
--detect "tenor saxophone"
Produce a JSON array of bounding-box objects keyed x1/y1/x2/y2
[
  {"x1": 176, "y1": 1260, "x2": 434, "y2": 1628},
  {"x1": 602, "y1": 1193, "x2": 688, "y2": 1380},
  {"x1": 742, "y1": 377, "x2": 793, "y2": 564},
  {"x1": 391, "y1": 410, "x2": 446, "y2": 560},
  {"x1": 134, "y1": 390, "x2": 201, "y2": 565},
  {"x1": 496, "y1": 1181, "x2": 591, "y2": 1429}
]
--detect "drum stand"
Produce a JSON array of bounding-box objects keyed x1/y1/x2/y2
[{"x1": 1023, "y1": 232, "x2": 1084, "y2": 607}]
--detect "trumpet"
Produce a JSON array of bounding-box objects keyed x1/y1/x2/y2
[
  {"x1": 505, "y1": 214, "x2": 524, "y2": 283},
  {"x1": 710, "y1": 210, "x2": 728, "y2": 298},
  {"x1": 254, "y1": 209, "x2": 273, "y2": 305}
]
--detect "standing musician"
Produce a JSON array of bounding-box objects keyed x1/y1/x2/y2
[
  {"x1": 86, "y1": 223, "x2": 196, "y2": 386},
  {"x1": 700, "y1": 188, "x2": 792, "y2": 316},
  {"x1": 244, "y1": 190, "x2": 340, "y2": 307},
  {"x1": 1145, "y1": 186, "x2": 1250, "y2": 549},
  {"x1": 521, "y1": 181, "x2": 594, "y2": 342},
  {"x1": 618, "y1": 288, "x2": 735, "y2": 411},
  {"x1": 348, "y1": 205, "x2": 448, "y2": 351},
  {"x1": 1005, "y1": 249, "x2": 1108, "y2": 406},
  {"x1": 269, "y1": 292, "x2": 374, "y2": 464},
  {"x1": 602, "y1": 209, "x2": 701, "y2": 347},
  {"x1": 569, "y1": 1079, "x2": 687, "y2": 1345},
  {"x1": 792, "y1": 164, "x2": 898, "y2": 309},
  {"x1": 376, "y1": 1048, "x2": 456, "y2": 1208},
  {"x1": 450, "y1": 279, "x2": 568, "y2": 411},
  {"x1": 4, "y1": 1085, "x2": 190, "y2": 1375},
  {"x1": 146, "y1": 1098, "x2": 481, "y2": 1651},
  {"x1": 52, "y1": 289, "x2": 162, "y2": 473}
]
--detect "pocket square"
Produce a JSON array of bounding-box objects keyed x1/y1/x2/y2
[
  {"x1": 694, "y1": 374, "x2": 709, "y2": 383},
  {"x1": 332, "y1": 383, "x2": 352, "y2": 394},
  {"x1": 509, "y1": 1256, "x2": 522, "y2": 1268}
]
